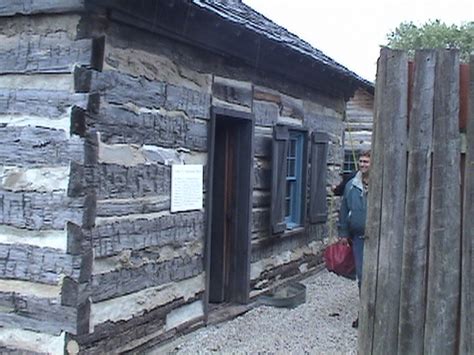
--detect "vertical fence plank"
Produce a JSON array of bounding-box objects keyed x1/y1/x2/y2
[
  {"x1": 460, "y1": 55, "x2": 473, "y2": 355},
  {"x1": 398, "y1": 50, "x2": 436, "y2": 355},
  {"x1": 371, "y1": 49, "x2": 408, "y2": 355},
  {"x1": 358, "y1": 49, "x2": 386, "y2": 355},
  {"x1": 424, "y1": 49, "x2": 461, "y2": 355}
]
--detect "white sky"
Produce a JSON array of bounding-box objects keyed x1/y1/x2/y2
[{"x1": 244, "y1": 0, "x2": 473, "y2": 81}]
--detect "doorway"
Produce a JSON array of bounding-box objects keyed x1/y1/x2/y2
[{"x1": 206, "y1": 107, "x2": 254, "y2": 305}]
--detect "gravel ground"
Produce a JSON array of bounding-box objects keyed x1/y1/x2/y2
[{"x1": 165, "y1": 269, "x2": 359, "y2": 354}]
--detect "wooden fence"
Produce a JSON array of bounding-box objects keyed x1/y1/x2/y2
[{"x1": 359, "y1": 48, "x2": 472, "y2": 355}]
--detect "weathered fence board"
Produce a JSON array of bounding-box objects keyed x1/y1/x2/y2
[
  {"x1": 459, "y1": 55, "x2": 473, "y2": 355},
  {"x1": 372, "y1": 49, "x2": 408, "y2": 355},
  {"x1": 90, "y1": 211, "x2": 204, "y2": 257},
  {"x1": 424, "y1": 50, "x2": 461, "y2": 355},
  {"x1": 0, "y1": 126, "x2": 84, "y2": 167},
  {"x1": 358, "y1": 49, "x2": 390, "y2": 355},
  {"x1": 397, "y1": 50, "x2": 435, "y2": 354}
]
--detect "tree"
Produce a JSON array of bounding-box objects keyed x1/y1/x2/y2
[{"x1": 385, "y1": 20, "x2": 474, "y2": 62}]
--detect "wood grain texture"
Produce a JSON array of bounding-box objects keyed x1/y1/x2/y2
[
  {"x1": 424, "y1": 50, "x2": 461, "y2": 355},
  {"x1": 0, "y1": 0, "x2": 85, "y2": 16},
  {"x1": 0, "y1": 126, "x2": 84, "y2": 167},
  {"x1": 397, "y1": 50, "x2": 435, "y2": 355},
  {"x1": 89, "y1": 211, "x2": 205, "y2": 258},
  {"x1": 459, "y1": 54, "x2": 473, "y2": 355}
]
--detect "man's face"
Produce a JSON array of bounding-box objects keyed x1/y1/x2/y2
[{"x1": 358, "y1": 155, "x2": 371, "y2": 174}]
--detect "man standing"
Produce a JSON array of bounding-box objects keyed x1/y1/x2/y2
[{"x1": 338, "y1": 150, "x2": 371, "y2": 328}]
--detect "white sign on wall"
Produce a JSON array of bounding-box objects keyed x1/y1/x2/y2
[{"x1": 171, "y1": 164, "x2": 203, "y2": 213}]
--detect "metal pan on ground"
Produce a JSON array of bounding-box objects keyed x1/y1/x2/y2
[{"x1": 257, "y1": 282, "x2": 306, "y2": 309}]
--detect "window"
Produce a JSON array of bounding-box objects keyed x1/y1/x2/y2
[
  {"x1": 271, "y1": 126, "x2": 329, "y2": 234},
  {"x1": 284, "y1": 131, "x2": 304, "y2": 228},
  {"x1": 343, "y1": 150, "x2": 359, "y2": 174}
]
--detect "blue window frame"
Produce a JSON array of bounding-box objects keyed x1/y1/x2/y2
[
  {"x1": 343, "y1": 150, "x2": 359, "y2": 174},
  {"x1": 284, "y1": 131, "x2": 304, "y2": 228}
]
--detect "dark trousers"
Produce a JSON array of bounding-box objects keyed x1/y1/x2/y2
[{"x1": 352, "y1": 235, "x2": 365, "y2": 289}]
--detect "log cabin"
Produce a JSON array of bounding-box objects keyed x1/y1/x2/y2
[{"x1": 0, "y1": 0, "x2": 370, "y2": 353}]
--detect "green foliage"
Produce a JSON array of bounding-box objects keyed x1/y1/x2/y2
[{"x1": 386, "y1": 20, "x2": 474, "y2": 62}]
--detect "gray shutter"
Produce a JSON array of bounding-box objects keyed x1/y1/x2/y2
[
  {"x1": 309, "y1": 132, "x2": 329, "y2": 223},
  {"x1": 271, "y1": 125, "x2": 289, "y2": 234}
]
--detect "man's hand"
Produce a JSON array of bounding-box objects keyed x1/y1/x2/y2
[{"x1": 339, "y1": 237, "x2": 350, "y2": 246}]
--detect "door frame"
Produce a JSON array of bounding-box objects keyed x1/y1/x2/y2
[{"x1": 204, "y1": 106, "x2": 254, "y2": 314}]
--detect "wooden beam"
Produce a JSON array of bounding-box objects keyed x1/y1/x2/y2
[
  {"x1": 0, "y1": 0, "x2": 85, "y2": 16},
  {"x1": 424, "y1": 49, "x2": 461, "y2": 355},
  {"x1": 398, "y1": 50, "x2": 436, "y2": 354}
]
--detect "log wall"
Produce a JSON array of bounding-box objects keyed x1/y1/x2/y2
[{"x1": 1, "y1": 10, "x2": 348, "y2": 354}]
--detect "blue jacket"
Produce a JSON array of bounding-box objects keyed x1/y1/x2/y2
[{"x1": 338, "y1": 171, "x2": 367, "y2": 238}]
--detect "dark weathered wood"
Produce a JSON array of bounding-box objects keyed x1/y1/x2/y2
[
  {"x1": 398, "y1": 50, "x2": 435, "y2": 354},
  {"x1": 0, "y1": 89, "x2": 88, "y2": 117},
  {"x1": 0, "y1": 291, "x2": 77, "y2": 335},
  {"x1": 0, "y1": 126, "x2": 84, "y2": 167},
  {"x1": 0, "y1": 35, "x2": 94, "y2": 74},
  {"x1": 165, "y1": 84, "x2": 211, "y2": 120},
  {"x1": 75, "y1": 296, "x2": 201, "y2": 354},
  {"x1": 90, "y1": 255, "x2": 203, "y2": 302},
  {"x1": 253, "y1": 165, "x2": 271, "y2": 190},
  {"x1": 270, "y1": 125, "x2": 288, "y2": 234},
  {"x1": 88, "y1": 104, "x2": 208, "y2": 151},
  {"x1": 75, "y1": 67, "x2": 166, "y2": 108},
  {"x1": 0, "y1": 243, "x2": 81, "y2": 285},
  {"x1": 254, "y1": 100, "x2": 278, "y2": 127},
  {"x1": 252, "y1": 191, "x2": 270, "y2": 208},
  {"x1": 424, "y1": 50, "x2": 461, "y2": 355},
  {"x1": 89, "y1": 211, "x2": 205, "y2": 257},
  {"x1": 254, "y1": 134, "x2": 272, "y2": 158},
  {"x1": 372, "y1": 49, "x2": 408, "y2": 355},
  {"x1": 309, "y1": 132, "x2": 329, "y2": 224},
  {"x1": 358, "y1": 49, "x2": 389, "y2": 355},
  {"x1": 87, "y1": 163, "x2": 171, "y2": 199},
  {"x1": 0, "y1": 190, "x2": 84, "y2": 230},
  {"x1": 0, "y1": 0, "x2": 85, "y2": 16},
  {"x1": 212, "y1": 77, "x2": 252, "y2": 109},
  {"x1": 96, "y1": 197, "x2": 170, "y2": 217},
  {"x1": 459, "y1": 54, "x2": 473, "y2": 355}
]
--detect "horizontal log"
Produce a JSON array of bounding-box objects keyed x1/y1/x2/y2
[
  {"x1": 0, "y1": 126, "x2": 84, "y2": 166},
  {"x1": 254, "y1": 100, "x2": 279, "y2": 127},
  {"x1": 252, "y1": 191, "x2": 270, "y2": 208},
  {"x1": 212, "y1": 76, "x2": 252, "y2": 109},
  {"x1": 90, "y1": 211, "x2": 205, "y2": 257},
  {"x1": 0, "y1": 89, "x2": 88, "y2": 118},
  {"x1": 75, "y1": 67, "x2": 166, "y2": 108},
  {"x1": 254, "y1": 134, "x2": 272, "y2": 158},
  {"x1": 0, "y1": 243, "x2": 81, "y2": 285},
  {"x1": 88, "y1": 105, "x2": 208, "y2": 151},
  {"x1": 0, "y1": 291, "x2": 77, "y2": 335},
  {"x1": 90, "y1": 255, "x2": 203, "y2": 302},
  {"x1": 97, "y1": 197, "x2": 170, "y2": 217},
  {"x1": 76, "y1": 296, "x2": 201, "y2": 354},
  {"x1": 252, "y1": 209, "x2": 269, "y2": 233},
  {"x1": 0, "y1": 34, "x2": 94, "y2": 74},
  {"x1": 0, "y1": 190, "x2": 84, "y2": 230},
  {"x1": 254, "y1": 165, "x2": 271, "y2": 190},
  {"x1": 86, "y1": 163, "x2": 171, "y2": 200},
  {"x1": 304, "y1": 112, "x2": 344, "y2": 136},
  {"x1": 0, "y1": 0, "x2": 85, "y2": 16}
]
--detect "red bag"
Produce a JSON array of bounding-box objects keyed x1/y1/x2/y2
[{"x1": 324, "y1": 240, "x2": 356, "y2": 278}]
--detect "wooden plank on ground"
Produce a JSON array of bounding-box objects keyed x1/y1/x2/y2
[
  {"x1": 397, "y1": 50, "x2": 436, "y2": 354},
  {"x1": 358, "y1": 48, "x2": 387, "y2": 355},
  {"x1": 372, "y1": 49, "x2": 408, "y2": 355},
  {"x1": 424, "y1": 49, "x2": 461, "y2": 355},
  {"x1": 460, "y1": 55, "x2": 473, "y2": 355}
]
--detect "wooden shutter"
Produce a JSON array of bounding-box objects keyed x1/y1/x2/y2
[
  {"x1": 271, "y1": 125, "x2": 289, "y2": 234},
  {"x1": 309, "y1": 131, "x2": 329, "y2": 223}
]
